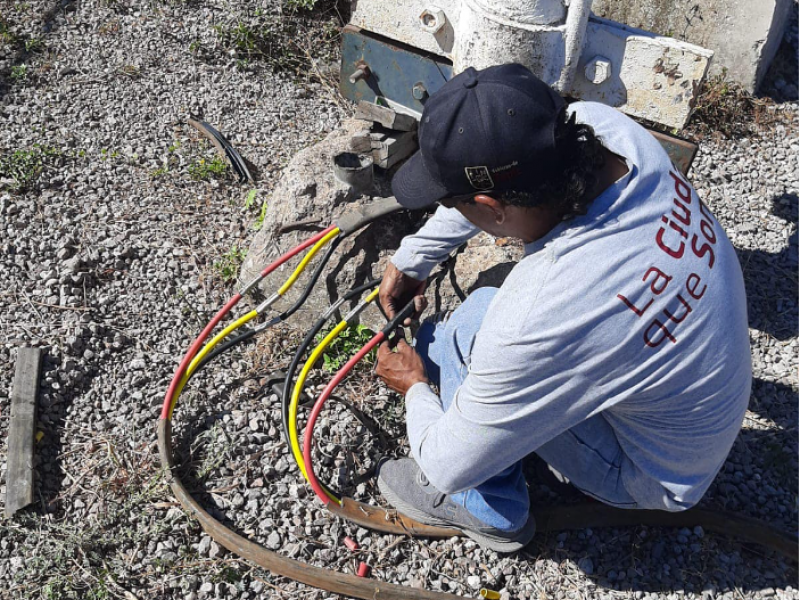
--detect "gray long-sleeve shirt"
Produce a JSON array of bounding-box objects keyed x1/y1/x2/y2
[{"x1": 391, "y1": 102, "x2": 751, "y2": 511}]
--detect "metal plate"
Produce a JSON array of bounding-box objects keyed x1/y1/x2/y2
[
  {"x1": 647, "y1": 129, "x2": 698, "y2": 175},
  {"x1": 340, "y1": 26, "x2": 453, "y2": 116}
]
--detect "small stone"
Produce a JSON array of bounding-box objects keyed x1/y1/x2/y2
[
  {"x1": 197, "y1": 536, "x2": 211, "y2": 556},
  {"x1": 267, "y1": 531, "x2": 281, "y2": 550},
  {"x1": 693, "y1": 525, "x2": 705, "y2": 538},
  {"x1": 577, "y1": 557, "x2": 594, "y2": 575}
]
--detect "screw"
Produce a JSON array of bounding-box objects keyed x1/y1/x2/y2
[{"x1": 412, "y1": 82, "x2": 428, "y2": 100}]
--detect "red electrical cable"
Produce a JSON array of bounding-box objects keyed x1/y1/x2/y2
[
  {"x1": 160, "y1": 224, "x2": 338, "y2": 420},
  {"x1": 303, "y1": 332, "x2": 386, "y2": 504},
  {"x1": 260, "y1": 224, "x2": 337, "y2": 278}
]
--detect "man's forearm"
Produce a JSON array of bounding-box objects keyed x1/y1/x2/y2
[{"x1": 392, "y1": 206, "x2": 480, "y2": 279}]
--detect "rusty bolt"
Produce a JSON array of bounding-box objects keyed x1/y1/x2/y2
[
  {"x1": 584, "y1": 56, "x2": 611, "y2": 85},
  {"x1": 412, "y1": 82, "x2": 428, "y2": 100},
  {"x1": 349, "y1": 62, "x2": 371, "y2": 84},
  {"x1": 419, "y1": 8, "x2": 446, "y2": 34}
]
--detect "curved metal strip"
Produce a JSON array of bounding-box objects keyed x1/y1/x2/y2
[{"x1": 158, "y1": 419, "x2": 469, "y2": 600}]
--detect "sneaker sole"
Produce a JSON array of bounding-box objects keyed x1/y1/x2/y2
[{"x1": 378, "y1": 477, "x2": 535, "y2": 553}]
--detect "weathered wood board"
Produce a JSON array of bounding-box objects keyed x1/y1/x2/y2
[
  {"x1": 5, "y1": 347, "x2": 42, "y2": 517},
  {"x1": 353, "y1": 100, "x2": 417, "y2": 132}
]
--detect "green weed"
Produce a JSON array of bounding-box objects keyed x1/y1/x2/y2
[
  {"x1": 316, "y1": 324, "x2": 376, "y2": 372},
  {"x1": 243, "y1": 188, "x2": 257, "y2": 209},
  {"x1": 0, "y1": 144, "x2": 60, "y2": 191},
  {"x1": 10, "y1": 64, "x2": 27, "y2": 81},
  {"x1": 0, "y1": 18, "x2": 17, "y2": 44},
  {"x1": 213, "y1": 245, "x2": 246, "y2": 282},
  {"x1": 188, "y1": 155, "x2": 228, "y2": 180},
  {"x1": 150, "y1": 165, "x2": 169, "y2": 178},
  {"x1": 213, "y1": 19, "x2": 305, "y2": 73},
  {"x1": 24, "y1": 36, "x2": 43, "y2": 52},
  {"x1": 253, "y1": 198, "x2": 268, "y2": 229},
  {"x1": 192, "y1": 422, "x2": 231, "y2": 479}
]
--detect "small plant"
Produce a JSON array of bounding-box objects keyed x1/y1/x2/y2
[
  {"x1": 10, "y1": 64, "x2": 27, "y2": 81},
  {"x1": 243, "y1": 188, "x2": 258, "y2": 209},
  {"x1": 188, "y1": 155, "x2": 228, "y2": 180},
  {"x1": 253, "y1": 198, "x2": 268, "y2": 229},
  {"x1": 120, "y1": 64, "x2": 140, "y2": 78},
  {"x1": 213, "y1": 245, "x2": 246, "y2": 282},
  {"x1": 150, "y1": 165, "x2": 169, "y2": 178},
  {"x1": 192, "y1": 422, "x2": 231, "y2": 478},
  {"x1": 24, "y1": 37, "x2": 43, "y2": 52},
  {"x1": 316, "y1": 324, "x2": 376, "y2": 372},
  {"x1": 0, "y1": 18, "x2": 17, "y2": 44},
  {"x1": 0, "y1": 145, "x2": 59, "y2": 191},
  {"x1": 215, "y1": 21, "x2": 259, "y2": 56},
  {"x1": 99, "y1": 148, "x2": 119, "y2": 161}
]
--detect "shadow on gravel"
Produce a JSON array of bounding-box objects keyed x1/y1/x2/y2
[
  {"x1": 748, "y1": 378, "x2": 799, "y2": 433},
  {"x1": 26, "y1": 349, "x2": 98, "y2": 516},
  {"x1": 759, "y1": 0, "x2": 799, "y2": 103},
  {"x1": 525, "y1": 462, "x2": 797, "y2": 594},
  {"x1": 0, "y1": 0, "x2": 76, "y2": 101},
  {"x1": 528, "y1": 530, "x2": 797, "y2": 597},
  {"x1": 737, "y1": 193, "x2": 798, "y2": 341}
]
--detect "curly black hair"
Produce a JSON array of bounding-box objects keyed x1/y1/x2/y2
[{"x1": 493, "y1": 108, "x2": 607, "y2": 218}]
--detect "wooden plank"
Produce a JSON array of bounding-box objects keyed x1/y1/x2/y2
[
  {"x1": 5, "y1": 347, "x2": 42, "y2": 517},
  {"x1": 372, "y1": 132, "x2": 418, "y2": 169},
  {"x1": 353, "y1": 101, "x2": 417, "y2": 132}
]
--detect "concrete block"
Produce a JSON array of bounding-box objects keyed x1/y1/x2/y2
[
  {"x1": 241, "y1": 120, "x2": 520, "y2": 334},
  {"x1": 591, "y1": 0, "x2": 793, "y2": 92}
]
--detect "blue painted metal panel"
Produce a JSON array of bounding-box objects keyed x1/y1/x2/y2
[{"x1": 340, "y1": 26, "x2": 453, "y2": 115}]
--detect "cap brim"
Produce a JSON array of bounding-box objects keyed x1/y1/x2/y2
[{"x1": 391, "y1": 150, "x2": 451, "y2": 210}]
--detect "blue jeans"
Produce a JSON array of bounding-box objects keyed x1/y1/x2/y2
[{"x1": 414, "y1": 287, "x2": 637, "y2": 531}]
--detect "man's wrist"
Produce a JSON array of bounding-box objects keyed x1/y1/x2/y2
[{"x1": 405, "y1": 380, "x2": 432, "y2": 398}]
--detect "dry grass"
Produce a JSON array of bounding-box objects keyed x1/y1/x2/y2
[{"x1": 686, "y1": 70, "x2": 788, "y2": 141}]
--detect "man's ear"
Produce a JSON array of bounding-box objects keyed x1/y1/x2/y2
[{"x1": 473, "y1": 194, "x2": 506, "y2": 224}]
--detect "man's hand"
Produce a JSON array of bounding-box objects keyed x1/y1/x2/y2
[
  {"x1": 375, "y1": 338, "x2": 429, "y2": 396},
  {"x1": 379, "y1": 263, "x2": 428, "y2": 326}
]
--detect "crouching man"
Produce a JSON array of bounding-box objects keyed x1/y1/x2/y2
[{"x1": 374, "y1": 63, "x2": 751, "y2": 553}]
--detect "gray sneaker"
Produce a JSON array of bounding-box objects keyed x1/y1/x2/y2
[{"x1": 377, "y1": 458, "x2": 535, "y2": 553}]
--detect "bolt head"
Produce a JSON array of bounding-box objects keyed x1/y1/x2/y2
[
  {"x1": 585, "y1": 56, "x2": 612, "y2": 85},
  {"x1": 412, "y1": 83, "x2": 428, "y2": 100},
  {"x1": 419, "y1": 8, "x2": 446, "y2": 34}
]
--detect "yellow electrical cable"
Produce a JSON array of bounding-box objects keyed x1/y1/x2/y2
[
  {"x1": 289, "y1": 320, "x2": 348, "y2": 502},
  {"x1": 167, "y1": 230, "x2": 340, "y2": 419},
  {"x1": 288, "y1": 287, "x2": 381, "y2": 503},
  {"x1": 277, "y1": 228, "x2": 340, "y2": 296},
  {"x1": 168, "y1": 310, "x2": 259, "y2": 418}
]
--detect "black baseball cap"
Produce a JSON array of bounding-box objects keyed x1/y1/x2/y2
[{"x1": 392, "y1": 63, "x2": 565, "y2": 209}]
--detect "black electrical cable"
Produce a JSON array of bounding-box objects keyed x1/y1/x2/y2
[
  {"x1": 279, "y1": 278, "x2": 382, "y2": 450},
  {"x1": 278, "y1": 237, "x2": 342, "y2": 321},
  {"x1": 192, "y1": 238, "x2": 343, "y2": 375}
]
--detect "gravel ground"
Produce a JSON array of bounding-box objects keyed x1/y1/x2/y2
[{"x1": 0, "y1": 2, "x2": 797, "y2": 600}]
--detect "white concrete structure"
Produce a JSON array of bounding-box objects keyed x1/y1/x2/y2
[
  {"x1": 591, "y1": 0, "x2": 792, "y2": 93},
  {"x1": 349, "y1": 0, "x2": 714, "y2": 128}
]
